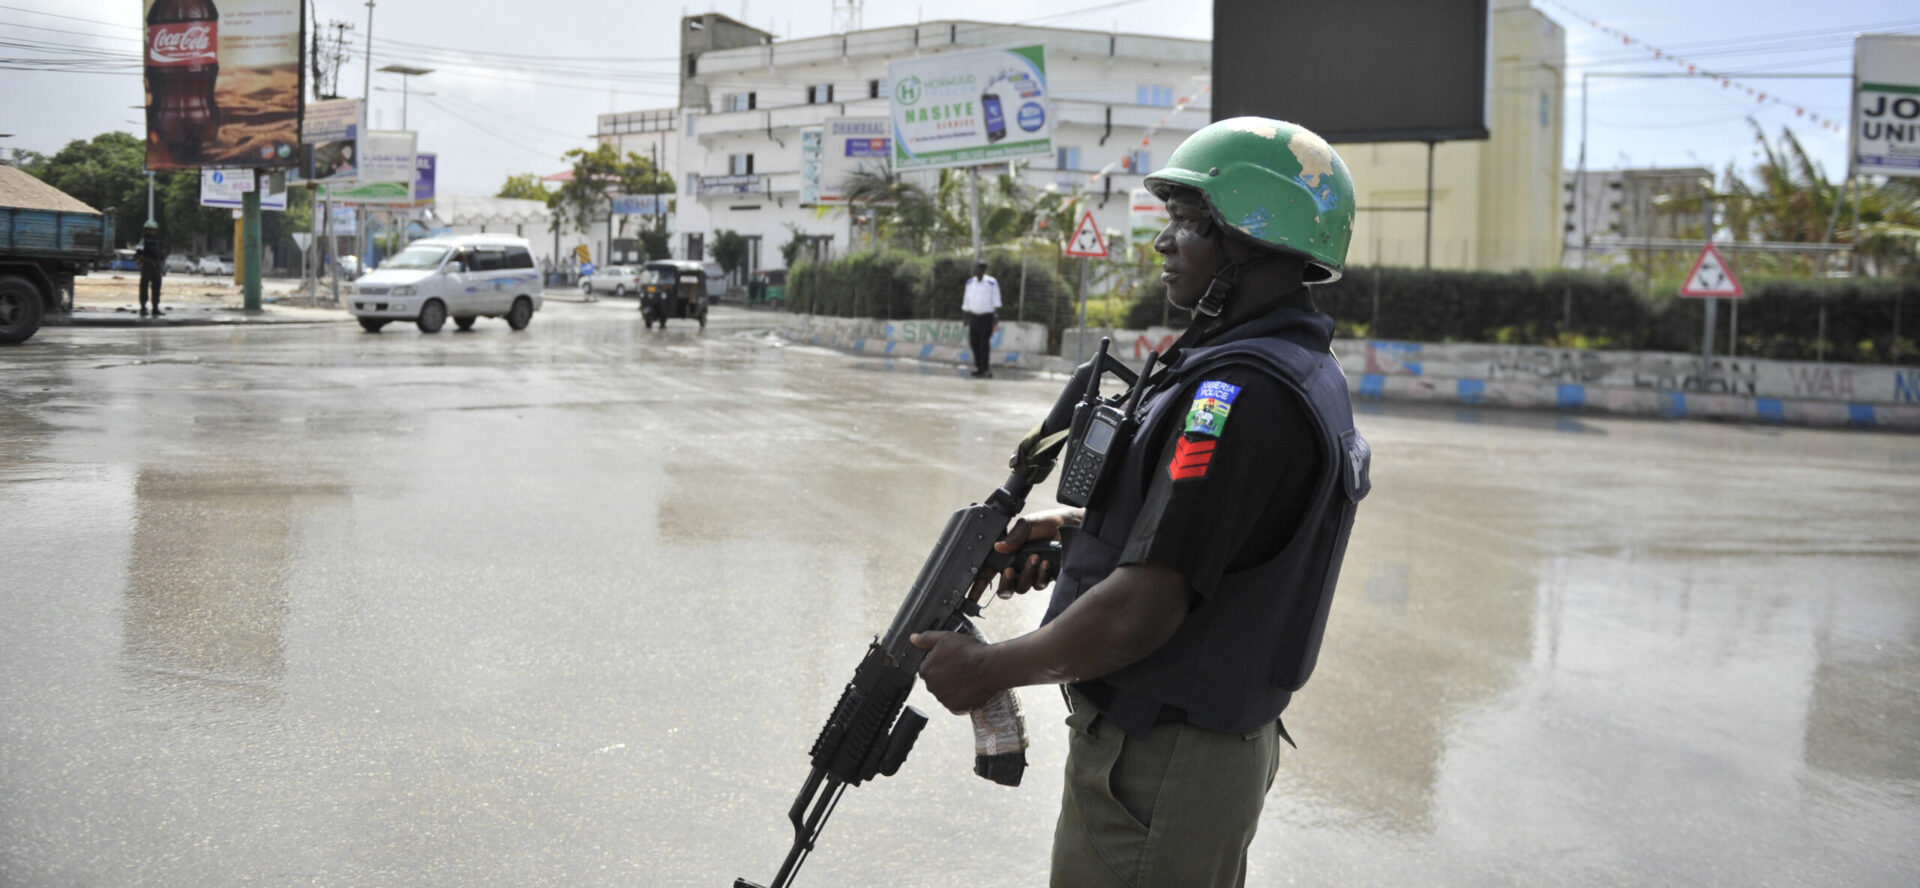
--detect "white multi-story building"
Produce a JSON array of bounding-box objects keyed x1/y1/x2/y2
[
  {"x1": 1561, "y1": 166, "x2": 1713, "y2": 269},
  {"x1": 595, "y1": 5, "x2": 1566, "y2": 278}
]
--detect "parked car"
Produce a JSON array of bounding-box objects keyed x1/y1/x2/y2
[
  {"x1": 164, "y1": 253, "x2": 195, "y2": 273},
  {"x1": 107, "y1": 249, "x2": 139, "y2": 272},
  {"x1": 334, "y1": 254, "x2": 363, "y2": 279},
  {"x1": 582, "y1": 264, "x2": 642, "y2": 297},
  {"x1": 348, "y1": 234, "x2": 543, "y2": 334},
  {"x1": 196, "y1": 255, "x2": 233, "y2": 275}
]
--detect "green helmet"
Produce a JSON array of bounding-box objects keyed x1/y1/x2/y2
[{"x1": 1144, "y1": 117, "x2": 1355, "y2": 283}]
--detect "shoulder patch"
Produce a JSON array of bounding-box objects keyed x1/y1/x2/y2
[{"x1": 1184, "y1": 380, "x2": 1241, "y2": 438}]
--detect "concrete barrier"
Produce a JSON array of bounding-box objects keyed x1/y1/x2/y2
[
  {"x1": 1342, "y1": 340, "x2": 1920, "y2": 431},
  {"x1": 776, "y1": 315, "x2": 1050, "y2": 369},
  {"x1": 778, "y1": 316, "x2": 1920, "y2": 432}
]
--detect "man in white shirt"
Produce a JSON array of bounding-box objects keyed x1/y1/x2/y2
[{"x1": 962, "y1": 260, "x2": 1003, "y2": 378}]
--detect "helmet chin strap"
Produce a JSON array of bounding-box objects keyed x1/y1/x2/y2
[{"x1": 1163, "y1": 217, "x2": 1287, "y2": 366}]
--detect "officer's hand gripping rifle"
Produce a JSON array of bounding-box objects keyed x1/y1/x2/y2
[{"x1": 735, "y1": 341, "x2": 1141, "y2": 888}]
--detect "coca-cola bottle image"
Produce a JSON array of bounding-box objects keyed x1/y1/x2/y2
[{"x1": 146, "y1": 0, "x2": 221, "y2": 155}]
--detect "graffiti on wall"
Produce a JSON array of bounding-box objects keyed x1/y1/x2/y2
[
  {"x1": 1894, "y1": 368, "x2": 1920, "y2": 403},
  {"x1": 1788, "y1": 366, "x2": 1856, "y2": 400},
  {"x1": 1486, "y1": 348, "x2": 1607, "y2": 384},
  {"x1": 1631, "y1": 358, "x2": 1759, "y2": 396}
]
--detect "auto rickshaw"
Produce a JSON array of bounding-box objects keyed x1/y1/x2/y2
[
  {"x1": 748, "y1": 268, "x2": 786, "y2": 304},
  {"x1": 638, "y1": 260, "x2": 709, "y2": 330}
]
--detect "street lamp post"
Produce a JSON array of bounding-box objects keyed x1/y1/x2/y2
[{"x1": 378, "y1": 65, "x2": 434, "y2": 131}]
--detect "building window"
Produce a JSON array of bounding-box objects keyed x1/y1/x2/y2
[
  {"x1": 1128, "y1": 148, "x2": 1151, "y2": 174},
  {"x1": 1136, "y1": 85, "x2": 1173, "y2": 107},
  {"x1": 724, "y1": 92, "x2": 756, "y2": 112},
  {"x1": 729, "y1": 153, "x2": 755, "y2": 175},
  {"x1": 686, "y1": 233, "x2": 704, "y2": 261},
  {"x1": 687, "y1": 54, "x2": 697, "y2": 77},
  {"x1": 807, "y1": 84, "x2": 834, "y2": 104},
  {"x1": 868, "y1": 79, "x2": 881, "y2": 99},
  {"x1": 1057, "y1": 146, "x2": 1080, "y2": 171}
]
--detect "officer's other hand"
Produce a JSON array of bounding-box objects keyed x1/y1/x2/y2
[
  {"x1": 910, "y1": 630, "x2": 996, "y2": 714},
  {"x1": 975, "y1": 508, "x2": 1080, "y2": 598}
]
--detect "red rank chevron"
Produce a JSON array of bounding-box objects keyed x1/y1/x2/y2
[{"x1": 1168, "y1": 436, "x2": 1215, "y2": 481}]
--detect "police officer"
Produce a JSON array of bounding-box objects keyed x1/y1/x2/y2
[
  {"x1": 911, "y1": 118, "x2": 1371, "y2": 887},
  {"x1": 136, "y1": 219, "x2": 165, "y2": 317}
]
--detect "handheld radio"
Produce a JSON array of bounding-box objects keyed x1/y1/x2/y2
[{"x1": 1057, "y1": 341, "x2": 1159, "y2": 509}]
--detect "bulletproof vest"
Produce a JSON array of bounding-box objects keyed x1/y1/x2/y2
[{"x1": 1041, "y1": 307, "x2": 1372, "y2": 735}]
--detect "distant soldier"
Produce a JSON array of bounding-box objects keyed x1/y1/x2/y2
[{"x1": 136, "y1": 220, "x2": 165, "y2": 317}]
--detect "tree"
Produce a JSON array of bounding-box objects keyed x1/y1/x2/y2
[
  {"x1": 1715, "y1": 120, "x2": 1920, "y2": 279},
  {"x1": 34, "y1": 132, "x2": 149, "y2": 247},
  {"x1": 496, "y1": 173, "x2": 552, "y2": 203},
  {"x1": 712, "y1": 229, "x2": 749, "y2": 283},
  {"x1": 839, "y1": 162, "x2": 1081, "y2": 255},
  {"x1": 7, "y1": 148, "x2": 48, "y2": 174},
  {"x1": 549, "y1": 144, "x2": 675, "y2": 245}
]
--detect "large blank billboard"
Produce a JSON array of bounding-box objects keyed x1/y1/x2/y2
[{"x1": 1212, "y1": 0, "x2": 1490, "y2": 143}]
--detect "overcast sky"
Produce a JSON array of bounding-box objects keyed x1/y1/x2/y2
[{"x1": 3, "y1": 0, "x2": 1914, "y2": 197}]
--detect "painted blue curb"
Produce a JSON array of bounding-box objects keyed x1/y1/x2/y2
[
  {"x1": 1359, "y1": 374, "x2": 1385, "y2": 399},
  {"x1": 1659, "y1": 391, "x2": 1687, "y2": 419},
  {"x1": 1849, "y1": 403, "x2": 1876, "y2": 427},
  {"x1": 1556, "y1": 384, "x2": 1586, "y2": 410},
  {"x1": 1755, "y1": 398, "x2": 1784, "y2": 423},
  {"x1": 1457, "y1": 379, "x2": 1485, "y2": 405}
]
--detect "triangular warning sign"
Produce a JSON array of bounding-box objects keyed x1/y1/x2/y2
[
  {"x1": 1064, "y1": 210, "x2": 1108, "y2": 258},
  {"x1": 1679, "y1": 244, "x2": 1743, "y2": 298}
]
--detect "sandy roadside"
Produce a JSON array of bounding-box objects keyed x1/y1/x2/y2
[{"x1": 72, "y1": 271, "x2": 338, "y2": 313}]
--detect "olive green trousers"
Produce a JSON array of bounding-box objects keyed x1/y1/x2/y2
[{"x1": 1050, "y1": 687, "x2": 1282, "y2": 888}]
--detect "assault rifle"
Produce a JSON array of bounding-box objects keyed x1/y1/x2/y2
[{"x1": 735, "y1": 341, "x2": 1142, "y2": 888}]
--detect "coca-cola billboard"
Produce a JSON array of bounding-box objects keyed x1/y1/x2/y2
[{"x1": 143, "y1": 0, "x2": 304, "y2": 172}]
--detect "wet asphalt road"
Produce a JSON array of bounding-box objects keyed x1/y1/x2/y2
[{"x1": 3, "y1": 299, "x2": 1917, "y2": 887}]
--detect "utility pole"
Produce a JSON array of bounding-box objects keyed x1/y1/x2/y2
[
  {"x1": 243, "y1": 171, "x2": 262, "y2": 310},
  {"x1": 362, "y1": 0, "x2": 375, "y2": 103}
]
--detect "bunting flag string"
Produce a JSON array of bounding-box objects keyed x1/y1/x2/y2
[
  {"x1": 1544, "y1": 0, "x2": 1845, "y2": 132},
  {"x1": 1088, "y1": 82, "x2": 1212, "y2": 185}
]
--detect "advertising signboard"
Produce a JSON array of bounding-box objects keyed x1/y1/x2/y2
[
  {"x1": 610, "y1": 194, "x2": 667, "y2": 216},
  {"x1": 328, "y1": 204, "x2": 357, "y2": 236},
  {"x1": 143, "y1": 0, "x2": 303, "y2": 171},
  {"x1": 1853, "y1": 35, "x2": 1920, "y2": 177},
  {"x1": 322, "y1": 131, "x2": 416, "y2": 204},
  {"x1": 1128, "y1": 188, "x2": 1169, "y2": 247},
  {"x1": 799, "y1": 127, "x2": 823, "y2": 205},
  {"x1": 815, "y1": 117, "x2": 890, "y2": 204},
  {"x1": 299, "y1": 97, "x2": 362, "y2": 185},
  {"x1": 1213, "y1": 0, "x2": 1490, "y2": 142},
  {"x1": 696, "y1": 174, "x2": 765, "y2": 197},
  {"x1": 412, "y1": 152, "x2": 436, "y2": 206},
  {"x1": 200, "y1": 168, "x2": 288, "y2": 210},
  {"x1": 888, "y1": 46, "x2": 1051, "y2": 171}
]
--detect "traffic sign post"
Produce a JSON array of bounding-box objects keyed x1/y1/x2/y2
[
  {"x1": 1680, "y1": 239, "x2": 1743, "y2": 378},
  {"x1": 1065, "y1": 211, "x2": 1108, "y2": 361}
]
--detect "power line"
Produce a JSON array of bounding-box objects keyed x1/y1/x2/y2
[
  {"x1": 418, "y1": 95, "x2": 561, "y2": 160},
  {"x1": 0, "y1": 3, "x2": 139, "y2": 31}
]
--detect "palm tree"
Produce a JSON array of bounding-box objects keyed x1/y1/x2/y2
[{"x1": 1718, "y1": 120, "x2": 1919, "y2": 278}]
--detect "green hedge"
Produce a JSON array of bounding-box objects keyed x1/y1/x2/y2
[
  {"x1": 1133, "y1": 266, "x2": 1917, "y2": 365},
  {"x1": 798, "y1": 258, "x2": 1917, "y2": 365},
  {"x1": 789, "y1": 249, "x2": 1081, "y2": 350}
]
